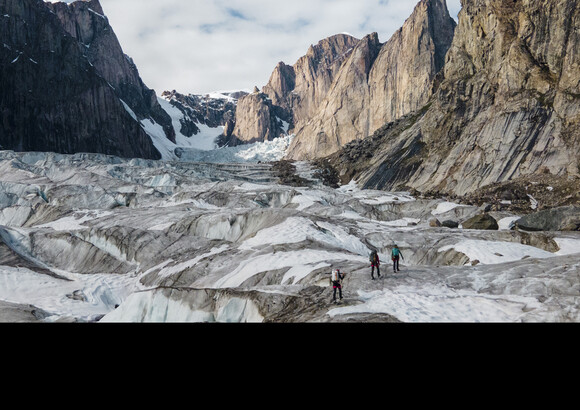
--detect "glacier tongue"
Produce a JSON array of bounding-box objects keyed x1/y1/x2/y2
[{"x1": 0, "y1": 149, "x2": 579, "y2": 323}]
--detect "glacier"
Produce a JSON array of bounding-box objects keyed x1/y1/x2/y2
[{"x1": 0, "y1": 140, "x2": 579, "y2": 322}]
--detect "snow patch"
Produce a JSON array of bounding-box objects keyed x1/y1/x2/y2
[
  {"x1": 554, "y1": 238, "x2": 580, "y2": 256},
  {"x1": 36, "y1": 210, "x2": 113, "y2": 231},
  {"x1": 431, "y1": 201, "x2": 464, "y2": 215},
  {"x1": 497, "y1": 216, "x2": 520, "y2": 230},
  {"x1": 438, "y1": 240, "x2": 554, "y2": 265}
]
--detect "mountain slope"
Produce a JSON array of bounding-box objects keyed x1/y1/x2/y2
[
  {"x1": 0, "y1": 0, "x2": 171, "y2": 159},
  {"x1": 329, "y1": 0, "x2": 580, "y2": 197}
]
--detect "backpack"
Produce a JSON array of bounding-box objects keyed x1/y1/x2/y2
[
  {"x1": 392, "y1": 248, "x2": 400, "y2": 257},
  {"x1": 331, "y1": 269, "x2": 340, "y2": 282},
  {"x1": 369, "y1": 250, "x2": 377, "y2": 263}
]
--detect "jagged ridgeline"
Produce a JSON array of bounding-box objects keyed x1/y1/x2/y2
[{"x1": 0, "y1": 0, "x2": 174, "y2": 159}]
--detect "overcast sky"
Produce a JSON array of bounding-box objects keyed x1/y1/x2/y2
[{"x1": 77, "y1": 0, "x2": 462, "y2": 95}]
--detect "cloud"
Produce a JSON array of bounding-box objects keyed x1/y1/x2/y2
[{"x1": 89, "y1": 1, "x2": 462, "y2": 94}]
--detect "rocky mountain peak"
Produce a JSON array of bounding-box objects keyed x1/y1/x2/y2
[
  {"x1": 284, "y1": 0, "x2": 456, "y2": 160},
  {"x1": 161, "y1": 89, "x2": 243, "y2": 146},
  {"x1": 328, "y1": 0, "x2": 580, "y2": 198},
  {"x1": 303, "y1": 33, "x2": 359, "y2": 67},
  {"x1": 270, "y1": 33, "x2": 359, "y2": 113},
  {"x1": 229, "y1": 33, "x2": 359, "y2": 146},
  {"x1": 0, "y1": 0, "x2": 173, "y2": 159},
  {"x1": 45, "y1": 0, "x2": 173, "y2": 134}
]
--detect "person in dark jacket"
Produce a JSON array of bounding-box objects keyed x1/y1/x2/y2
[
  {"x1": 391, "y1": 245, "x2": 404, "y2": 272},
  {"x1": 370, "y1": 249, "x2": 381, "y2": 279}
]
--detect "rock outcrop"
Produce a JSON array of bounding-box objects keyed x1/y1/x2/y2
[
  {"x1": 0, "y1": 0, "x2": 171, "y2": 159},
  {"x1": 329, "y1": 0, "x2": 580, "y2": 197},
  {"x1": 515, "y1": 206, "x2": 580, "y2": 231},
  {"x1": 461, "y1": 213, "x2": 499, "y2": 230},
  {"x1": 227, "y1": 90, "x2": 289, "y2": 146}
]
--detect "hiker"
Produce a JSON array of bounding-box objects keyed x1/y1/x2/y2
[
  {"x1": 370, "y1": 249, "x2": 381, "y2": 279},
  {"x1": 330, "y1": 268, "x2": 344, "y2": 302},
  {"x1": 391, "y1": 244, "x2": 404, "y2": 272}
]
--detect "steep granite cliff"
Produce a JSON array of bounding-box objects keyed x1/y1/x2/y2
[
  {"x1": 330, "y1": 0, "x2": 580, "y2": 197},
  {"x1": 287, "y1": 32, "x2": 383, "y2": 159},
  {"x1": 228, "y1": 88, "x2": 290, "y2": 146},
  {"x1": 230, "y1": 34, "x2": 359, "y2": 145},
  {"x1": 287, "y1": 0, "x2": 456, "y2": 159},
  {"x1": 0, "y1": 0, "x2": 171, "y2": 159}
]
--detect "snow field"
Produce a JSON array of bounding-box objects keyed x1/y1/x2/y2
[{"x1": 328, "y1": 285, "x2": 541, "y2": 322}]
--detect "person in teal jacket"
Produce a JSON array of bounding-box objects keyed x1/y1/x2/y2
[{"x1": 391, "y1": 245, "x2": 404, "y2": 272}]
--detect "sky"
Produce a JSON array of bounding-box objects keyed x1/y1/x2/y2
[{"x1": 58, "y1": 0, "x2": 462, "y2": 95}]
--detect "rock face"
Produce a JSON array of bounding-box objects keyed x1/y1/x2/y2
[
  {"x1": 231, "y1": 0, "x2": 456, "y2": 159},
  {"x1": 287, "y1": 33, "x2": 383, "y2": 159},
  {"x1": 0, "y1": 0, "x2": 171, "y2": 159},
  {"x1": 287, "y1": 0, "x2": 456, "y2": 159},
  {"x1": 227, "y1": 90, "x2": 289, "y2": 146},
  {"x1": 367, "y1": 0, "x2": 456, "y2": 131},
  {"x1": 230, "y1": 34, "x2": 359, "y2": 146},
  {"x1": 332, "y1": 0, "x2": 580, "y2": 196}
]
